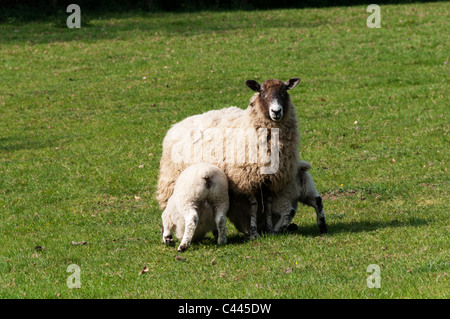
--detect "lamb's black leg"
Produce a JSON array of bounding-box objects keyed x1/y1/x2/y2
[
  {"x1": 249, "y1": 195, "x2": 259, "y2": 239},
  {"x1": 265, "y1": 196, "x2": 274, "y2": 234},
  {"x1": 315, "y1": 196, "x2": 328, "y2": 234}
]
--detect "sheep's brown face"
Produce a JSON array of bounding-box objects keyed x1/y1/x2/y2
[{"x1": 245, "y1": 78, "x2": 301, "y2": 121}]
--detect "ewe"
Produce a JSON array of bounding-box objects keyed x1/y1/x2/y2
[
  {"x1": 161, "y1": 163, "x2": 229, "y2": 252},
  {"x1": 157, "y1": 78, "x2": 301, "y2": 238}
]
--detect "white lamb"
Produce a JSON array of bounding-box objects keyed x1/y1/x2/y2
[{"x1": 161, "y1": 163, "x2": 229, "y2": 252}]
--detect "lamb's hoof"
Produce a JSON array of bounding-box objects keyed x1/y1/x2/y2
[
  {"x1": 163, "y1": 235, "x2": 175, "y2": 246},
  {"x1": 249, "y1": 225, "x2": 260, "y2": 240},
  {"x1": 177, "y1": 243, "x2": 189, "y2": 252},
  {"x1": 249, "y1": 232, "x2": 260, "y2": 240},
  {"x1": 319, "y1": 223, "x2": 328, "y2": 234},
  {"x1": 287, "y1": 223, "x2": 298, "y2": 232}
]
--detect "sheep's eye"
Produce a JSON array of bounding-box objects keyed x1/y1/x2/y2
[{"x1": 260, "y1": 90, "x2": 264, "y2": 95}]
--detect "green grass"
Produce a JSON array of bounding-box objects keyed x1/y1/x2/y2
[{"x1": 0, "y1": 3, "x2": 448, "y2": 299}]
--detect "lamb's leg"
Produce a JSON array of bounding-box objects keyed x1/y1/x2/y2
[
  {"x1": 300, "y1": 195, "x2": 327, "y2": 233},
  {"x1": 299, "y1": 171, "x2": 328, "y2": 234},
  {"x1": 265, "y1": 196, "x2": 274, "y2": 234},
  {"x1": 249, "y1": 195, "x2": 259, "y2": 239},
  {"x1": 214, "y1": 203, "x2": 228, "y2": 245},
  {"x1": 178, "y1": 209, "x2": 198, "y2": 252},
  {"x1": 313, "y1": 196, "x2": 327, "y2": 234},
  {"x1": 161, "y1": 211, "x2": 174, "y2": 246}
]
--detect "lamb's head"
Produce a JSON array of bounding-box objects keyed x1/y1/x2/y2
[{"x1": 245, "y1": 78, "x2": 301, "y2": 122}]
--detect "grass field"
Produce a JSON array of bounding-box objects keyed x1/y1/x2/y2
[{"x1": 0, "y1": 2, "x2": 448, "y2": 299}]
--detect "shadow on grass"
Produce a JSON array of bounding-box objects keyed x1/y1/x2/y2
[
  {"x1": 0, "y1": 136, "x2": 59, "y2": 152},
  {"x1": 0, "y1": 9, "x2": 325, "y2": 45},
  {"x1": 1, "y1": 0, "x2": 446, "y2": 45},
  {"x1": 189, "y1": 233, "x2": 249, "y2": 247},
  {"x1": 231, "y1": 217, "x2": 431, "y2": 244},
  {"x1": 186, "y1": 217, "x2": 430, "y2": 249},
  {"x1": 2, "y1": 0, "x2": 444, "y2": 24},
  {"x1": 292, "y1": 217, "x2": 430, "y2": 238},
  {"x1": 159, "y1": 217, "x2": 431, "y2": 255}
]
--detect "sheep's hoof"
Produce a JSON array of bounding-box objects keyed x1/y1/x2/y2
[{"x1": 287, "y1": 223, "x2": 298, "y2": 232}]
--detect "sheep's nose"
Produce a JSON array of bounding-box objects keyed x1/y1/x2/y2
[{"x1": 271, "y1": 109, "x2": 281, "y2": 116}]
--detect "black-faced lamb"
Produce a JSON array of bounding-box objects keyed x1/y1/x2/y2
[{"x1": 226, "y1": 161, "x2": 328, "y2": 235}]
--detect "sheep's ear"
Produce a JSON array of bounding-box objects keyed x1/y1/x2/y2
[
  {"x1": 245, "y1": 80, "x2": 261, "y2": 92},
  {"x1": 285, "y1": 78, "x2": 301, "y2": 90}
]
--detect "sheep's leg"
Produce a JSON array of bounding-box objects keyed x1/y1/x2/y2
[
  {"x1": 214, "y1": 203, "x2": 228, "y2": 245},
  {"x1": 273, "y1": 208, "x2": 297, "y2": 233},
  {"x1": 178, "y1": 209, "x2": 198, "y2": 252},
  {"x1": 265, "y1": 196, "x2": 274, "y2": 234},
  {"x1": 249, "y1": 195, "x2": 259, "y2": 239}
]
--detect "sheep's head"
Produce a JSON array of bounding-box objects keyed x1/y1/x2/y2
[{"x1": 245, "y1": 78, "x2": 301, "y2": 122}]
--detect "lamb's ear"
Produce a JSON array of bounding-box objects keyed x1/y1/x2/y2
[
  {"x1": 245, "y1": 80, "x2": 261, "y2": 92},
  {"x1": 297, "y1": 160, "x2": 311, "y2": 173},
  {"x1": 285, "y1": 78, "x2": 301, "y2": 90}
]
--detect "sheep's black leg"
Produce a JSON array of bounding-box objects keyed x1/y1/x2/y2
[{"x1": 249, "y1": 195, "x2": 259, "y2": 239}]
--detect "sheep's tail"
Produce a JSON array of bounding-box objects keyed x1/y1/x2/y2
[
  {"x1": 203, "y1": 175, "x2": 213, "y2": 189},
  {"x1": 298, "y1": 160, "x2": 312, "y2": 171}
]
